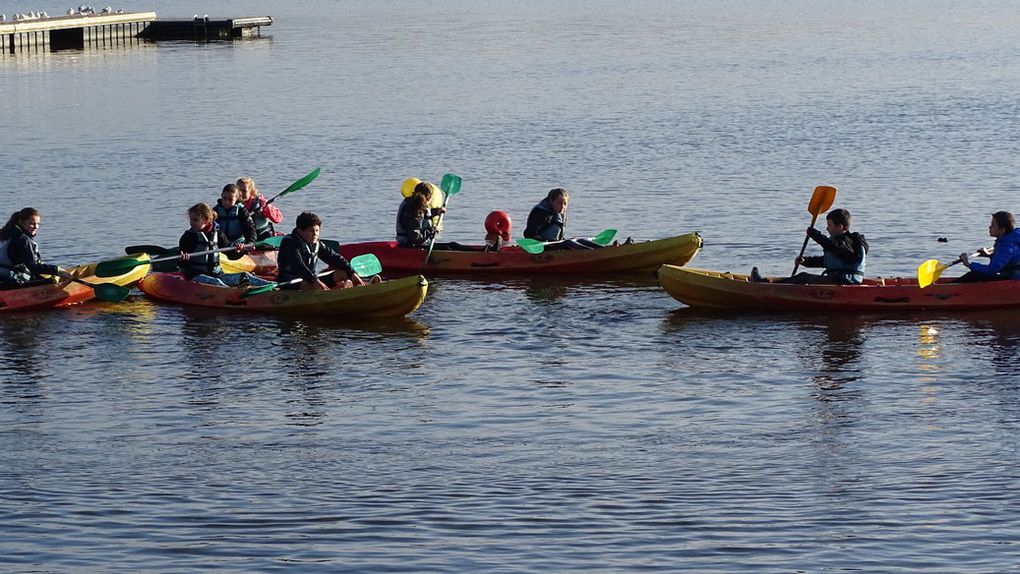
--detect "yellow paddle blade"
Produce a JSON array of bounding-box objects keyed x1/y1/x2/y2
[
  {"x1": 808, "y1": 185, "x2": 837, "y2": 217},
  {"x1": 917, "y1": 259, "x2": 941, "y2": 289}
]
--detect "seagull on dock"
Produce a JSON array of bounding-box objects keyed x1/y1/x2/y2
[
  {"x1": 0, "y1": 14, "x2": 5, "y2": 22},
  {"x1": 100, "y1": 6, "x2": 111, "y2": 15}
]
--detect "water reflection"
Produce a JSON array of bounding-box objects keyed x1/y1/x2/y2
[
  {"x1": 0, "y1": 313, "x2": 51, "y2": 380},
  {"x1": 810, "y1": 314, "x2": 865, "y2": 396}
]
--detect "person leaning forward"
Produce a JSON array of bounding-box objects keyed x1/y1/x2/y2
[{"x1": 955, "y1": 211, "x2": 1020, "y2": 283}]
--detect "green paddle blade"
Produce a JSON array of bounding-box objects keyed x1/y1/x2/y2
[
  {"x1": 441, "y1": 173, "x2": 462, "y2": 197},
  {"x1": 592, "y1": 228, "x2": 617, "y2": 245},
  {"x1": 517, "y1": 238, "x2": 545, "y2": 254},
  {"x1": 72, "y1": 278, "x2": 131, "y2": 303},
  {"x1": 281, "y1": 167, "x2": 320, "y2": 197},
  {"x1": 124, "y1": 245, "x2": 170, "y2": 255},
  {"x1": 351, "y1": 253, "x2": 382, "y2": 276},
  {"x1": 95, "y1": 254, "x2": 152, "y2": 278},
  {"x1": 240, "y1": 282, "x2": 278, "y2": 298},
  {"x1": 256, "y1": 236, "x2": 284, "y2": 249}
]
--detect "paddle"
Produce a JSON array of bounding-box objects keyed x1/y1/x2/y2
[
  {"x1": 124, "y1": 244, "x2": 171, "y2": 256},
  {"x1": 70, "y1": 278, "x2": 131, "y2": 302},
  {"x1": 124, "y1": 235, "x2": 291, "y2": 255},
  {"x1": 240, "y1": 254, "x2": 383, "y2": 298},
  {"x1": 791, "y1": 185, "x2": 838, "y2": 275},
  {"x1": 420, "y1": 173, "x2": 462, "y2": 272},
  {"x1": 96, "y1": 238, "x2": 280, "y2": 278},
  {"x1": 917, "y1": 249, "x2": 987, "y2": 289},
  {"x1": 517, "y1": 228, "x2": 618, "y2": 254},
  {"x1": 264, "y1": 167, "x2": 321, "y2": 205}
]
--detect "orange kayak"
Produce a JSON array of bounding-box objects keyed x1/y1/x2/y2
[
  {"x1": 658, "y1": 264, "x2": 1020, "y2": 311},
  {"x1": 138, "y1": 272, "x2": 428, "y2": 317},
  {"x1": 0, "y1": 258, "x2": 150, "y2": 312}
]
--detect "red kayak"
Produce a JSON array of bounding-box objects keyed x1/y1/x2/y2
[
  {"x1": 339, "y1": 233, "x2": 702, "y2": 275},
  {"x1": 0, "y1": 258, "x2": 149, "y2": 312},
  {"x1": 658, "y1": 264, "x2": 1020, "y2": 311}
]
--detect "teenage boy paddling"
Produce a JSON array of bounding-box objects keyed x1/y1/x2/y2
[{"x1": 753, "y1": 208, "x2": 869, "y2": 284}]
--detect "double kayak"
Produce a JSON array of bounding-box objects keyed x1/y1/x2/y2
[
  {"x1": 0, "y1": 258, "x2": 150, "y2": 312},
  {"x1": 138, "y1": 273, "x2": 428, "y2": 317},
  {"x1": 658, "y1": 264, "x2": 1020, "y2": 311},
  {"x1": 339, "y1": 232, "x2": 703, "y2": 275}
]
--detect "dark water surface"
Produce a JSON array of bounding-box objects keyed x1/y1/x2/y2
[{"x1": 3, "y1": 1, "x2": 1020, "y2": 571}]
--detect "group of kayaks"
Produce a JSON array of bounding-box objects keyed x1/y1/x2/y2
[
  {"x1": 11, "y1": 171, "x2": 1020, "y2": 315},
  {"x1": 1, "y1": 230, "x2": 706, "y2": 316}
]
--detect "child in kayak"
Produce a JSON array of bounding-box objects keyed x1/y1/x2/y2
[
  {"x1": 753, "y1": 208, "x2": 869, "y2": 284},
  {"x1": 237, "y1": 176, "x2": 283, "y2": 241},
  {"x1": 396, "y1": 181, "x2": 446, "y2": 248},
  {"x1": 277, "y1": 211, "x2": 376, "y2": 290},
  {"x1": 956, "y1": 211, "x2": 1020, "y2": 282},
  {"x1": 213, "y1": 183, "x2": 257, "y2": 246},
  {"x1": 523, "y1": 188, "x2": 613, "y2": 250},
  {"x1": 0, "y1": 207, "x2": 74, "y2": 286},
  {"x1": 178, "y1": 203, "x2": 271, "y2": 288}
]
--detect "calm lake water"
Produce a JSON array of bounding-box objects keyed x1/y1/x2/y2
[{"x1": 3, "y1": 1, "x2": 1020, "y2": 571}]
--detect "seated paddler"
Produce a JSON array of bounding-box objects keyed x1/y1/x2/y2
[
  {"x1": 178, "y1": 202, "x2": 270, "y2": 288},
  {"x1": 956, "y1": 211, "x2": 1020, "y2": 283},
  {"x1": 0, "y1": 207, "x2": 74, "y2": 286},
  {"x1": 277, "y1": 211, "x2": 368, "y2": 290}
]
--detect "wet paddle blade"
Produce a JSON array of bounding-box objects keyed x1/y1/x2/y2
[
  {"x1": 351, "y1": 254, "x2": 382, "y2": 277},
  {"x1": 92, "y1": 282, "x2": 132, "y2": 302},
  {"x1": 280, "y1": 167, "x2": 321, "y2": 197},
  {"x1": 592, "y1": 228, "x2": 617, "y2": 245},
  {"x1": 72, "y1": 278, "x2": 131, "y2": 302},
  {"x1": 917, "y1": 259, "x2": 940, "y2": 289},
  {"x1": 517, "y1": 238, "x2": 545, "y2": 254},
  {"x1": 124, "y1": 245, "x2": 170, "y2": 255},
  {"x1": 808, "y1": 185, "x2": 837, "y2": 217},
  {"x1": 440, "y1": 173, "x2": 462, "y2": 197},
  {"x1": 256, "y1": 236, "x2": 284, "y2": 249}
]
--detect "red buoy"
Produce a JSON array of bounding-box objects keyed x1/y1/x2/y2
[{"x1": 484, "y1": 210, "x2": 512, "y2": 240}]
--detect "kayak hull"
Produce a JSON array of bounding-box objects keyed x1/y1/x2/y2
[
  {"x1": 339, "y1": 233, "x2": 702, "y2": 275},
  {"x1": 138, "y1": 273, "x2": 428, "y2": 317},
  {"x1": 0, "y1": 258, "x2": 150, "y2": 312},
  {"x1": 658, "y1": 265, "x2": 1020, "y2": 311}
]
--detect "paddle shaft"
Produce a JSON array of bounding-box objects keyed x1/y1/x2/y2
[
  {"x1": 421, "y1": 196, "x2": 452, "y2": 272},
  {"x1": 148, "y1": 243, "x2": 254, "y2": 265},
  {"x1": 791, "y1": 214, "x2": 820, "y2": 276}
]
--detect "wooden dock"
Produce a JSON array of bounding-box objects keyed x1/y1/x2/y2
[{"x1": 1, "y1": 12, "x2": 272, "y2": 54}]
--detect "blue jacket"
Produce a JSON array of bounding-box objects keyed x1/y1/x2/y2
[{"x1": 968, "y1": 228, "x2": 1020, "y2": 278}]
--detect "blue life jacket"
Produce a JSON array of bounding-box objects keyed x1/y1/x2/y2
[
  {"x1": 822, "y1": 237, "x2": 866, "y2": 285},
  {"x1": 213, "y1": 203, "x2": 246, "y2": 243}
]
